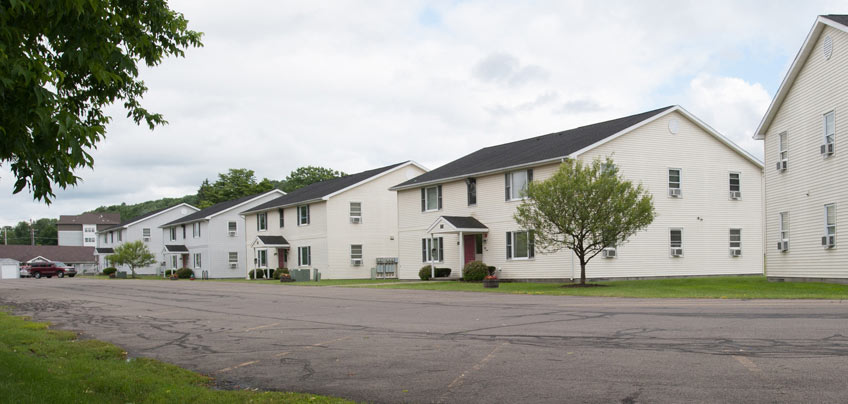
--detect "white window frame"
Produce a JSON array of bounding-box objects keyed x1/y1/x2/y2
[
  {"x1": 729, "y1": 172, "x2": 741, "y2": 193},
  {"x1": 278, "y1": 208, "x2": 284, "y2": 228},
  {"x1": 170, "y1": 255, "x2": 178, "y2": 269},
  {"x1": 729, "y1": 228, "x2": 742, "y2": 254},
  {"x1": 669, "y1": 228, "x2": 683, "y2": 256},
  {"x1": 228, "y1": 252, "x2": 239, "y2": 264},
  {"x1": 506, "y1": 230, "x2": 534, "y2": 260},
  {"x1": 350, "y1": 202, "x2": 362, "y2": 223},
  {"x1": 169, "y1": 227, "x2": 177, "y2": 241},
  {"x1": 779, "y1": 212, "x2": 790, "y2": 242},
  {"x1": 825, "y1": 204, "x2": 836, "y2": 247},
  {"x1": 192, "y1": 222, "x2": 201, "y2": 238},
  {"x1": 298, "y1": 205, "x2": 310, "y2": 226},
  {"x1": 142, "y1": 228, "x2": 151, "y2": 241},
  {"x1": 466, "y1": 178, "x2": 477, "y2": 206},
  {"x1": 227, "y1": 221, "x2": 237, "y2": 235},
  {"x1": 257, "y1": 212, "x2": 267, "y2": 232},
  {"x1": 193, "y1": 253, "x2": 202, "y2": 269},
  {"x1": 117, "y1": 230, "x2": 122, "y2": 242},
  {"x1": 350, "y1": 244, "x2": 363, "y2": 265},
  {"x1": 506, "y1": 170, "x2": 530, "y2": 201},
  {"x1": 824, "y1": 111, "x2": 835, "y2": 147},
  {"x1": 668, "y1": 168, "x2": 681, "y2": 197},
  {"x1": 424, "y1": 186, "x2": 440, "y2": 211},
  {"x1": 422, "y1": 237, "x2": 443, "y2": 262},
  {"x1": 297, "y1": 246, "x2": 311, "y2": 267},
  {"x1": 778, "y1": 131, "x2": 788, "y2": 167},
  {"x1": 257, "y1": 249, "x2": 268, "y2": 268}
]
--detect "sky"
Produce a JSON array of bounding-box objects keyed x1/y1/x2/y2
[{"x1": 1, "y1": 0, "x2": 844, "y2": 225}]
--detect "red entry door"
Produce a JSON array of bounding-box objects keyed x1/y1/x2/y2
[{"x1": 463, "y1": 235, "x2": 476, "y2": 264}]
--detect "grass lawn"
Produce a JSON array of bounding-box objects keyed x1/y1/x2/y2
[
  {"x1": 0, "y1": 309, "x2": 353, "y2": 403},
  {"x1": 118, "y1": 276, "x2": 403, "y2": 287},
  {"x1": 365, "y1": 276, "x2": 848, "y2": 299}
]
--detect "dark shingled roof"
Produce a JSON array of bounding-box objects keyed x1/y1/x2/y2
[
  {"x1": 164, "y1": 245, "x2": 188, "y2": 253},
  {"x1": 393, "y1": 106, "x2": 674, "y2": 189},
  {"x1": 823, "y1": 14, "x2": 848, "y2": 26},
  {"x1": 243, "y1": 162, "x2": 408, "y2": 213},
  {"x1": 442, "y1": 216, "x2": 488, "y2": 230},
  {"x1": 101, "y1": 204, "x2": 193, "y2": 231},
  {"x1": 0, "y1": 245, "x2": 95, "y2": 263},
  {"x1": 257, "y1": 235, "x2": 289, "y2": 246},
  {"x1": 58, "y1": 213, "x2": 121, "y2": 225},
  {"x1": 162, "y1": 191, "x2": 279, "y2": 227},
  {"x1": 95, "y1": 248, "x2": 114, "y2": 254}
]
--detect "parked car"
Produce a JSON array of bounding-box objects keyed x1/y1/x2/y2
[
  {"x1": 52, "y1": 262, "x2": 77, "y2": 278},
  {"x1": 28, "y1": 262, "x2": 68, "y2": 279},
  {"x1": 19, "y1": 265, "x2": 30, "y2": 278}
]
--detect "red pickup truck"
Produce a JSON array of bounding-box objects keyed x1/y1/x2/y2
[{"x1": 25, "y1": 262, "x2": 73, "y2": 279}]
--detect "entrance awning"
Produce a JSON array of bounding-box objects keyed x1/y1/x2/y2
[
  {"x1": 95, "y1": 248, "x2": 114, "y2": 254},
  {"x1": 426, "y1": 216, "x2": 488, "y2": 234},
  {"x1": 251, "y1": 235, "x2": 290, "y2": 248},
  {"x1": 163, "y1": 245, "x2": 188, "y2": 254}
]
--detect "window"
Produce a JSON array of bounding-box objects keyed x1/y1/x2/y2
[
  {"x1": 297, "y1": 246, "x2": 311, "y2": 266},
  {"x1": 779, "y1": 212, "x2": 790, "y2": 242},
  {"x1": 228, "y1": 221, "x2": 237, "y2": 235},
  {"x1": 170, "y1": 255, "x2": 178, "y2": 269},
  {"x1": 257, "y1": 212, "x2": 267, "y2": 231},
  {"x1": 193, "y1": 253, "x2": 202, "y2": 269},
  {"x1": 601, "y1": 162, "x2": 616, "y2": 175},
  {"x1": 670, "y1": 228, "x2": 683, "y2": 256},
  {"x1": 506, "y1": 231, "x2": 535, "y2": 259},
  {"x1": 825, "y1": 204, "x2": 836, "y2": 247},
  {"x1": 421, "y1": 185, "x2": 441, "y2": 211},
  {"x1": 182, "y1": 225, "x2": 186, "y2": 239},
  {"x1": 110, "y1": 232, "x2": 114, "y2": 243},
  {"x1": 257, "y1": 249, "x2": 267, "y2": 267},
  {"x1": 668, "y1": 169, "x2": 681, "y2": 196},
  {"x1": 350, "y1": 202, "x2": 362, "y2": 223},
  {"x1": 142, "y1": 228, "x2": 151, "y2": 240},
  {"x1": 825, "y1": 111, "x2": 835, "y2": 146},
  {"x1": 117, "y1": 231, "x2": 122, "y2": 242},
  {"x1": 466, "y1": 178, "x2": 477, "y2": 206},
  {"x1": 298, "y1": 205, "x2": 310, "y2": 226},
  {"x1": 350, "y1": 244, "x2": 363, "y2": 265},
  {"x1": 169, "y1": 227, "x2": 177, "y2": 241},
  {"x1": 475, "y1": 234, "x2": 483, "y2": 255},
  {"x1": 729, "y1": 229, "x2": 742, "y2": 254},
  {"x1": 278, "y1": 208, "x2": 284, "y2": 228},
  {"x1": 421, "y1": 237, "x2": 444, "y2": 262},
  {"x1": 729, "y1": 172, "x2": 741, "y2": 199},
  {"x1": 85, "y1": 237, "x2": 95, "y2": 243},
  {"x1": 228, "y1": 252, "x2": 238, "y2": 265},
  {"x1": 778, "y1": 132, "x2": 788, "y2": 169},
  {"x1": 506, "y1": 169, "x2": 533, "y2": 201},
  {"x1": 192, "y1": 222, "x2": 201, "y2": 238}
]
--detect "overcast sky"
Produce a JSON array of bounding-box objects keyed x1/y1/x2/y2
[{"x1": 1, "y1": 1, "x2": 843, "y2": 225}]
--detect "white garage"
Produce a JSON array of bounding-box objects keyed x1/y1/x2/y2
[{"x1": 0, "y1": 258, "x2": 21, "y2": 279}]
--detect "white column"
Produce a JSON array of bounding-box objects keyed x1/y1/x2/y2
[
  {"x1": 430, "y1": 234, "x2": 435, "y2": 279},
  {"x1": 458, "y1": 232, "x2": 464, "y2": 275}
]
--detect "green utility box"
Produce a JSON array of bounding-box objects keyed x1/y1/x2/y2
[
  {"x1": 116, "y1": 271, "x2": 127, "y2": 279},
  {"x1": 290, "y1": 269, "x2": 310, "y2": 282}
]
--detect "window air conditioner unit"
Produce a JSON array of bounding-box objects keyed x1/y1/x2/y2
[
  {"x1": 777, "y1": 240, "x2": 789, "y2": 252},
  {"x1": 776, "y1": 160, "x2": 787, "y2": 171},
  {"x1": 350, "y1": 216, "x2": 362, "y2": 224},
  {"x1": 229, "y1": 263, "x2": 237, "y2": 269},
  {"x1": 351, "y1": 258, "x2": 363, "y2": 266},
  {"x1": 821, "y1": 143, "x2": 835, "y2": 156},
  {"x1": 729, "y1": 248, "x2": 742, "y2": 257},
  {"x1": 822, "y1": 235, "x2": 836, "y2": 248},
  {"x1": 670, "y1": 248, "x2": 684, "y2": 257},
  {"x1": 228, "y1": 230, "x2": 236, "y2": 237},
  {"x1": 729, "y1": 191, "x2": 741, "y2": 200},
  {"x1": 669, "y1": 188, "x2": 682, "y2": 198},
  {"x1": 602, "y1": 248, "x2": 616, "y2": 258},
  {"x1": 143, "y1": 237, "x2": 150, "y2": 242}
]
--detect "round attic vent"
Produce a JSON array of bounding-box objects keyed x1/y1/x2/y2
[
  {"x1": 823, "y1": 35, "x2": 833, "y2": 60},
  {"x1": 668, "y1": 118, "x2": 680, "y2": 134}
]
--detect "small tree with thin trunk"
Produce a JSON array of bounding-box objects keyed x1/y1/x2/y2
[
  {"x1": 514, "y1": 158, "x2": 655, "y2": 285},
  {"x1": 110, "y1": 240, "x2": 156, "y2": 279}
]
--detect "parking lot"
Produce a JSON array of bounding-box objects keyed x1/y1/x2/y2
[{"x1": 1, "y1": 278, "x2": 847, "y2": 403}]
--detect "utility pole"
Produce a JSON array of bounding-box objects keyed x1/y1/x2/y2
[{"x1": 30, "y1": 219, "x2": 35, "y2": 246}]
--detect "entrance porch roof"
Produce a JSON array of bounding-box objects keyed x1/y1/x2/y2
[
  {"x1": 251, "y1": 235, "x2": 290, "y2": 248},
  {"x1": 426, "y1": 216, "x2": 488, "y2": 234}
]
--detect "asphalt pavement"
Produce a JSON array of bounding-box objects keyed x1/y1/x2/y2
[{"x1": 1, "y1": 278, "x2": 846, "y2": 403}]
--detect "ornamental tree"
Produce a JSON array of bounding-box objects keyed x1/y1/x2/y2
[
  {"x1": 0, "y1": 0, "x2": 203, "y2": 203},
  {"x1": 514, "y1": 158, "x2": 655, "y2": 285},
  {"x1": 109, "y1": 240, "x2": 156, "y2": 279}
]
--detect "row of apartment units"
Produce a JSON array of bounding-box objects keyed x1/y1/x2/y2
[{"x1": 93, "y1": 15, "x2": 847, "y2": 283}]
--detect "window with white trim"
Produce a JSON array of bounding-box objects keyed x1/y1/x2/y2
[
  {"x1": 669, "y1": 228, "x2": 683, "y2": 256},
  {"x1": 257, "y1": 212, "x2": 267, "y2": 231},
  {"x1": 142, "y1": 228, "x2": 151, "y2": 240},
  {"x1": 779, "y1": 212, "x2": 790, "y2": 243},
  {"x1": 824, "y1": 111, "x2": 835, "y2": 148},
  {"x1": 422, "y1": 186, "x2": 441, "y2": 211},
  {"x1": 729, "y1": 228, "x2": 741, "y2": 251},
  {"x1": 117, "y1": 230, "x2": 122, "y2": 242},
  {"x1": 506, "y1": 169, "x2": 532, "y2": 201},
  {"x1": 825, "y1": 204, "x2": 836, "y2": 247},
  {"x1": 421, "y1": 237, "x2": 443, "y2": 262},
  {"x1": 193, "y1": 253, "x2": 202, "y2": 269},
  {"x1": 228, "y1": 252, "x2": 238, "y2": 265},
  {"x1": 778, "y1": 132, "x2": 788, "y2": 168},
  {"x1": 297, "y1": 246, "x2": 311, "y2": 266},
  {"x1": 257, "y1": 249, "x2": 267, "y2": 267},
  {"x1": 466, "y1": 178, "x2": 477, "y2": 206},
  {"x1": 192, "y1": 222, "x2": 201, "y2": 238},
  {"x1": 298, "y1": 205, "x2": 310, "y2": 226},
  {"x1": 170, "y1": 255, "x2": 178, "y2": 269},
  {"x1": 169, "y1": 227, "x2": 177, "y2": 241},
  {"x1": 350, "y1": 202, "x2": 362, "y2": 223},
  {"x1": 506, "y1": 230, "x2": 535, "y2": 260},
  {"x1": 227, "y1": 221, "x2": 237, "y2": 235},
  {"x1": 350, "y1": 244, "x2": 363, "y2": 264},
  {"x1": 278, "y1": 209, "x2": 284, "y2": 228},
  {"x1": 668, "y1": 169, "x2": 681, "y2": 196},
  {"x1": 729, "y1": 173, "x2": 740, "y2": 194}
]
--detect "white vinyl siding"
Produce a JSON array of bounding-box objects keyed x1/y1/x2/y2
[{"x1": 298, "y1": 246, "x2": 311, "y2": 266}]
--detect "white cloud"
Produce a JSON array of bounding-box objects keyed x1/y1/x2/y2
[
  {"x1": 684, "y1": 74, "x2": 772, "y2": 160},
  {"x1": 0, "y1": 0, "x2": 839, "y2": 224}
]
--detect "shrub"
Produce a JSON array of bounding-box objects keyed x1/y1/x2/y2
[
  {"x1": 419, "y1": 266, "x2": 452, "y2": 280},
  {"x1": 462, "y1": 261, "x2": 489, "y2": 282},
  {"x1": 165, "y1": 269, "x2": 176, "y2": 277},
  {"x1": 102, "y1": 267, "x2": 117, "y2": 276},
  {"x1": 175, "y1": 267, "x2": 194, "y2": 279},
  {"x1": 272, "y1": 268, "x2": 289, "y2": 280},
  {"x1": 249, "y1": 269, "x2": 266, "y2": 279}
]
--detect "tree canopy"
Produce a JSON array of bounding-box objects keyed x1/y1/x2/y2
[
  {"x1": 109, "y1": 240, "x2": 156, "y2": 278},
  {"x1": 281, "y1": 166, "x2": 346, "y2": 193},
  {"x1": 1, "y1": 218, "x2": 57, "y2": 245},
  {"x1": 195, "y1": 169, "x2": 276, "y2": 208},
  {"x1": 514, "y1": 158, "x2": 655, "y2": 285},
  {"x1": 0, "y1": 0, "x2": 202, "y2": 203}
]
